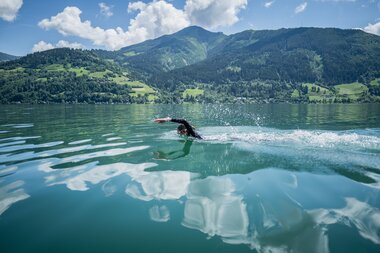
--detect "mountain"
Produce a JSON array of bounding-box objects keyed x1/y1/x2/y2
[
  {"x1": 1, "y1": 26, "x2": 380, "y2": 104},
  {"x1": 0, "y1": 48, "x2": 144, "y2": 103},
  {"x1": 149, "y1": 27, "x2": 380, "y2": 88},
  {"x1": 0, "y1": 52, "x2": 19, "y2": 62},
  {"x1": 116, "y1": 26, "x2": 226, "y2": 75}
]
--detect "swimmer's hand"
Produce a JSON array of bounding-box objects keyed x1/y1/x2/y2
[{"x1": 154, "y1": 117, "x2": 171, "y2": 123}]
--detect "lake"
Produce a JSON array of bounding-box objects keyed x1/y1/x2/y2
[{"x1": 0, "y1": 104, "x2": 380, "y2": 253}]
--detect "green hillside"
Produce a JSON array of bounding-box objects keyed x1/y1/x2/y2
[
  {"x1": 1, "y1": 26, "x2": 380, "y2": 104},
  {"x1": 0, "y1": 52, "x2": 19, "y2": 62},
  {"x1": 116, "y1": 26, "x2": 226, "y2": 76},
  {"x1": 151, "y1": 28, "x2": 380, "y2": 90},
  {"x1": 291, "y1": 82, "x2": 370, "y2": 103},
  {"x1": 0, "y1": 48, "x2": 155, "y2": 103}
]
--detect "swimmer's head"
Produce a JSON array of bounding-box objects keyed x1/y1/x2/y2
[{"x1": 177, "y1": 124, "x2": 187, "y2": 135}]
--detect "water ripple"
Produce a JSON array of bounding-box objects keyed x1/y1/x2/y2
[
  {"x1": 0, "y1": 136, "x2": 40, "y2": 142},
  {"x1": 0, "y1": 180, "x2": 30, "y2": 216},
  {"x1": 0, "y1": 142, "x2": 129, "y2": 165},
  {"x1": 0, "y1": 141, "x2": 64, "y2": 153},
  {"x1": 68, "y1": 139, "x2": 92, "y2": 145},
  {"x1": 1, "y1": 123, "x2": 34, "y2": 128}
]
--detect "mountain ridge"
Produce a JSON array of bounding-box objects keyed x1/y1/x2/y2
[
  {"x1": 1, "y1": 26, "x2": 380, "y2": 103},
  {"x1": 116, "y1": 26, "x2": 226, "y2": 74},
  {"x1": 0, "y1": 52, "x2": 19, "y2": 62},
  {"x1": 147, "y1": 26, "x2": 380, "y2": 87}
]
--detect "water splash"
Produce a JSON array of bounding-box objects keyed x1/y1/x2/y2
[
  {"x1": 204, "y1": 104, "x2": 265, "y2": 127},
  {"x1": 201, "y1": 126, "x2": 380, "y2": 150}
]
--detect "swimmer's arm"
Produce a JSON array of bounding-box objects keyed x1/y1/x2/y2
[
  {"x1": 169, "y1": 118, "x2": 190, "y2": 125},
  {"x1": 154, "y1": 117, "x2": 172, "y2": 123},
  {"x1": 153, "y1": 117, "x2": 189, "y2": 125}
]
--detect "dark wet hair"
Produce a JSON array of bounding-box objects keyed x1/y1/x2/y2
[{"x1": 177, "y1": 124, "x2": 186, "y2": 132}]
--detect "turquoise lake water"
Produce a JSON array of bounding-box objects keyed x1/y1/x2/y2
[{"x1": 0, "y1": 104, "x2": 379, "y2": 253}]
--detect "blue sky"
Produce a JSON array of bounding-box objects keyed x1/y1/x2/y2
[{"x1": 0, "y1": 0, "x2": 379, "y2": 56}]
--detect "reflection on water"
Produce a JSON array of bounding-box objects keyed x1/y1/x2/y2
[
  {"x1": 101, "y1": 179, "x2": 117, "y2": 197},
  {"x1": 149, "y1": 205, "x2": 170, "y2": 222},
  {"x1": 154, "y1": 140, "x2": 193, "y2": 160},
  {"x1": 1, "y1": 123, "x2": 34, "y2": 128},
  {"x1": 0, "y1": 180, "x2": 29, "y2": 215},
  {"x1": 0, "y1": 104, "x2": 379, "y2": 253},
  {"x1": 0, "y1": 142, "x2": 131, "y2": 164},
  {"x1": 68, "y1": 139, "x2": 92, "y2": 145},
  {"x1": 183, "y1": 177, "x2": 249, "y2": 242},
  {"x1": 181, "y1": 170, "x2": 380, "y2": 252},
  {"x1": 125, "y1": 170, "x2": 193, "y2": 201},
  {"x1": 44, "y1": 161, "x2": 157, "y2": 191},
  {"x1": 310, "y1": 198, "x2": 380, "y2": 245}
]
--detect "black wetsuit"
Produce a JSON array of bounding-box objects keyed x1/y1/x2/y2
[{"x1": 170, "y1": 118, "x2": 202, "y2": 139}]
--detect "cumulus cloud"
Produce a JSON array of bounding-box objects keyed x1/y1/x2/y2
[
  {"x1": 363, "y1": 21, "x2": 380, "y2": 36},
  {"x1": 295, "y1": 2, "x2": 308, "y2": 13},
  {"x1": 38, "y1": 0, "x2": 247, "y2": 50},
  {"x1": 38, "y1": 3, "x2": 189, "y2": 50},
  {"x1": 99, "y1": 2, "x2": 113, "y2": 17},
  {"x1": 184, "y1": 0, "x2": 247, "y2": 29},
  {"x1": 32, "y1": 41, "x2": 54, "y2": 53},
  {"x1": 0, "y1": 0, "x2": 23, "y2": 21},
  {"x1": 127, "y1": 1, "x2": 190, "y2": 42},
  {"x1": 56, "y1": 40, "x2": 83, "y2": 49},
  {"x1": 264, "y1": 1, "x2": 275, "y2": 8},
  {"x1": 38, "y1": 6, "x2": 130, "y2": 50},
  {"x1": 32, "y1": 40, "x2": 83, "y2": 53}
]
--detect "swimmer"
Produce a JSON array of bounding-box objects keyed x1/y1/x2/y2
[{"x1": 154, "y1": 117, "x2": 202, "y2": 139}]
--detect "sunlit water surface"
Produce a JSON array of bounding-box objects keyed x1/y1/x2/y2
[{"x1": 0, "y1": 104, "x2": 379, "y2": 253}]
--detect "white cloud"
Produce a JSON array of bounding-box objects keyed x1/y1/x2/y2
[
  {"x1": 363, "y1": 21, "x2": 380, "y2": 36},
  {"x1": 38, "y1": 1, "x2": 248, "y2": 50},
  {"x1": 295, "y1": 2, "x2": 308, "y2": 14},
  {"x1": 56, "y1": 40, "x2": 84, "y2": 49},
  {"x1": 0, "y1": 0, "x2": 23, "y2": 22},
  {"x1": 32, "y1": 41, "x2": 54, "y2": 53},
  {"x1": 128, "y1": 1, "x2": 147, "y2": 12},
  {"x1": 184, "y1": 0, "x2": 247, "y2": 29},
  {"x1": 38, "y1": 3, "x2": 189, "y2": 50},
  {"x1": 32, "y1": 40, "x2": 84, "y2": 53},
  {"x1": 127, "y1": 1, "x2": 190, "y2": 42},
  {"x1": 99, "y1": 2, "x2": 113, "y2": 17},
  {"x1": 264, "y1": 1, "x2": 275, "y2": 8},
  {"x1": 38, "y1": 6, "x2": 130, "y2": 50}
]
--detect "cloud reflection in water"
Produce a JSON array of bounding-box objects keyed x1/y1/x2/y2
[
  {"x1": 48, "y1": 162, "x2": 157, "y2": 191},
  {"x1": 149, "y1": 205, "x2": 170, "y2": 222},
  {"x1": 182, "y1": 176, "x2": 249, "y2": 241},
  {"x1": 0, "y1": 180, "x2": 30, "y2": 216},
  {"x1": 125, "y1": 170, "x2": 193, "y2": 201},
  {"x1": 122, "y1": 165, "x2": 380, "y2": 252},
  {"x1": 179, "y1": 169, "x2": 380, "y2": 252},
  {"x1": 39, "y1": 145, "x2": 153, "y2": 191},
  {"x1": 310, "y1": 198, "x2": 380, "y2": 245},
  {"x1": 31, "y1": 140, "x2": 380, "y2": 252}
]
